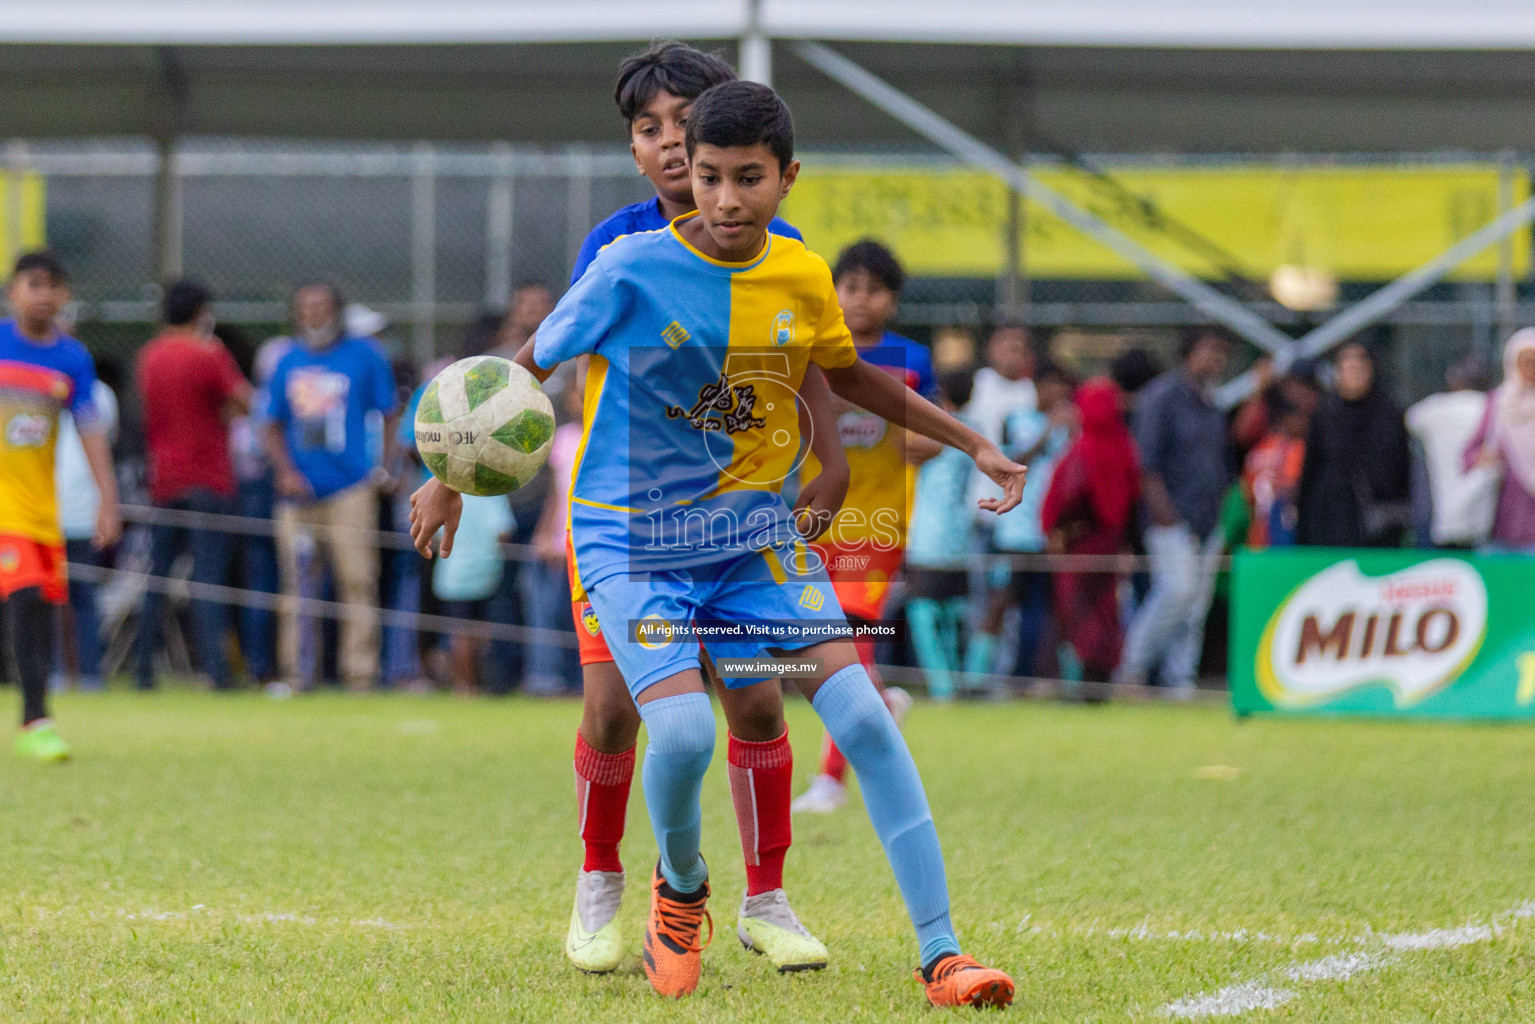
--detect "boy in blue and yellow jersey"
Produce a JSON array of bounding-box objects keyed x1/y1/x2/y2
[
  {"x1": 412, "y1": 81, "x2": 1021, "y2": 1008},
  {"x1": 793, "y1": 239, "x2": 937, "y2": 815},
  {"x1": 555, "y1": 43, "x2": 846, "y2": 976},
  {"x1": 0, "y1": 252, "x2": 122, "y2": 761}
]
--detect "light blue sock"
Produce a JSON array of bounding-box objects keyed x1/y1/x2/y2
[
  {"x1": 638, "y1": 692, "x2": 715, "y2": 893},
  {"x1": 812, "y1": 664, "x2": 959, "y2": 966},
  {"x1": 963, "y1": 630, "x2": 998, "y2": 682},
  {"x1": 907, "y1": 599, "x2": 956, "y2": 701}
]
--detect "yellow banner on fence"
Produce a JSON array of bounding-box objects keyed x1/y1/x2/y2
[
  {"x1": 782, "y1": 163, "x2": 1530, "y2": 282},
  {"x1": 0, "y1": 171, "x2": 46, "y2": 273}
]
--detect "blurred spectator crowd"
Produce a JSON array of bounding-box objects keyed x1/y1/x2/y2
[{"x1": 42, "y1": 270, "x2": 1535, "y2": 702}]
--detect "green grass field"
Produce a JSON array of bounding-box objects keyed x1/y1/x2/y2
[{"x1": 3, "y1": 690, "x2": 1534, "y2": 1022}]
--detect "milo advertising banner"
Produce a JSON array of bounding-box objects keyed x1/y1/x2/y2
[{"x1": 1230, "y1": 549, "x2": 1535, "y2": 718}]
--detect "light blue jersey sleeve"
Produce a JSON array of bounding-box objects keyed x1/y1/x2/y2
[{"x1": 534, "y1": 259, "x2": 629, "y2": 370}]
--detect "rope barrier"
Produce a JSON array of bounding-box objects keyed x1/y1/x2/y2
[
  {"x1": 67, "y1": 559, "x2": 1232, "y2": 701},
  {"x1": 67, "y1": 561, "x2": 583, "y2": 649},
  {"x1": 116, "y1": 503, "x2": 1233, "y2": 575}
]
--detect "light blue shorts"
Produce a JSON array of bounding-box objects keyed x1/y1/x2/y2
[{"x1": 582, "y1": 540, "x2": 851, "y2": 697}]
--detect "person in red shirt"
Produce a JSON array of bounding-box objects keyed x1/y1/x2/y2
[{"x1": 134, "y1": 280, "x2": 253, "y2": 690}]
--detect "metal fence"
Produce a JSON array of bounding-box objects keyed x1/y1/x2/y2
[
  {"x1": 14, "y1": 140, "x2": 657, "y2": 367},
  {"x1": 7, "y1": 140, "x2": 1535, "y2": 398}
]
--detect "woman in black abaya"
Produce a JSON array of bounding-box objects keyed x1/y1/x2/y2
[{"x1": 1297, "y1": 341, "x2": 1412, "y2": 548}]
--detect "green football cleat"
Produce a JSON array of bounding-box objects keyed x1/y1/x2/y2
[
  {"x1": 738, "y1": 889, "x2": 829, "y2": 972},
  {"x1": 15, "y1": 720, "x2": 71, "y2": 763},
  {"x1": 564, "y1": 869, "x2": 626, "y2": 973}
]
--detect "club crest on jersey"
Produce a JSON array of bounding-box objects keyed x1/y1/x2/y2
[
  {"x1": 771, "y1": 309, "x2": 794, "y2": 346},
  {"x1": 661, "y1": 320, "x2": 691, "y2": 350},
  {"x1": 666, "y1": 373, "x2": 766, "y2": 434},
  {"x1": 635, "y1": 615, "x2": 678, "y2": 649},
  {"x1": 580, "y1": 604, "x2": 602, "y2": 636}
]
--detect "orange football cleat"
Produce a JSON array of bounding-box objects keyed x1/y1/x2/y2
[
  {"x1": 916, "y1": 954, "x2": 1015, "y2": 1009},
  {"x1": 642, "y1": 864, "x2": 713, "y2": 997}
]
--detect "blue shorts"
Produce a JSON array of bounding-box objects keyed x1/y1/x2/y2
[{"x1": 582, "y1": 540, "x2": 851, "y2": 697}]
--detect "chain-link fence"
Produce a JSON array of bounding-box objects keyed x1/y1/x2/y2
[{"x1": 7, "y1": 139, "x2": 1535, "y2": 400}]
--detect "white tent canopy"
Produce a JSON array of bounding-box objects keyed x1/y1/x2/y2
[
  {"x1": 3, "y1": 3, "x2": 1535, "y2": 149},
  {"x1": 1, "y1": 0, "x2": 1534, "y2": 47}
]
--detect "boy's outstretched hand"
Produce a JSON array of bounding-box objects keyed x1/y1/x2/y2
[
  {"x1": 409, "y1": 476, "x2": 463, "y2": 559},
  {"x1": 974, "y1": 444, "x2": 1028, "y2": 514},
  {"x1": 792, "y1": 462, "x2": 850, "y2": 541}
]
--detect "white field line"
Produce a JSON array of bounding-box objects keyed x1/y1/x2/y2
[
  {"x1": 111, "y1": 908, "x2": 406, "y2": 930},
  {"x1": 1164, "y1": 982, "x2": 1296, "y2": 1019},
  {"x1": 1007, "y1": 913, "x2": 1342, "y2": 948},
  {"x1": 1161, "y1": 900, "x2": 1535, "y2": 1019}
]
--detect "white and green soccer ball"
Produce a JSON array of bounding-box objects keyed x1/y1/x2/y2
[{"x1": 414, "y1": 355, "x2": 555, "y2": 496}]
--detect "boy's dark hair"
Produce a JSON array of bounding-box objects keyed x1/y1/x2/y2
[
  {"x1": 938, "y1": 368, "x2": 976, "y2": 409},
  {"x1": 459, "y1": 310, "x2": 507, "y2": 358},
  {"x1": 1034, "y1": 358, "x2": 1073, "y2": 388},
  {"x1": 615, "y1": 42, "x2": 735, "y2": 125},
  {"x1": 1271, "y1": 395, "x2": 1302, "y2": 423},
  {"x1": 162, "y1": 279, "x2": 213, "y2": 327},
  {"x1": 12, "y1": 250, "x2": 68, "y2": 285},
  {"x1": 685, "y1": 81, "x2": 795, "y2": 172},
  {"x1": 1110, "y1": 346, "x2": 1161, "y2": 394},
  {"x1": 1178, "y1": 325, "x2": 1234, "y2": 361},
  {"x1": 833, "y1": 239, "x2": 906, "y2": 294}
]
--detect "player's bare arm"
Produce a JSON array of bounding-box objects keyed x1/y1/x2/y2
[
  {"x1": 408, "y1": 475, "x2": 462, "y2": 558},
  {"x1": 793, "y1": 365, "x2": 850, "y2": 539},
  {"x1": 79, "y1": 429, "x2": 122, "y2": 549},
  {"x1": 823, "y1": 358, "x2": 1027, "y2": 513},
  {"x1": 902, "y1": 430, "x2": 943, "y2": 465},
  {"x1": 512, "y1": 335, "x2": 555, "y2": 384}
]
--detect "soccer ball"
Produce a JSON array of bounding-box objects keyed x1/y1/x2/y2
[{"x1": 413, "y1": 355, "x2": 555, "y2": 496}]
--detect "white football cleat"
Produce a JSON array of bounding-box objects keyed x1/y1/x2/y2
[
  {"x1": 564, "y1": 869, "x2": 626, "y2": 973},
  {"x1": 790, "y1": 774, "x2": 847, "y2": 814},
  {"x1": 738, "y1": 888, "x2": 829, "y2": 971}
]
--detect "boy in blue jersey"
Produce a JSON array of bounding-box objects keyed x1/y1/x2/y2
[
  {"x1": 1, "y1": 251, "x2": 122, "y2": 762},
  {"x1": 568, "y1": 43, "x2": 848, "y2": 976},
  {"x1": 571, "y1": 44, "x2": 803, "y2": 284},
  {"x1": 413, "y1": 81, "x2": 1022, "y2": 1007}
]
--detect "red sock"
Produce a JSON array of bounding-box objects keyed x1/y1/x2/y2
[
  {"x1": 818, "y1": 638, "x2": 883, "y2": 782},
  {"x1": 818, "y1": 730, "x2": 849, "y2": 783},
  {"x1": 728, "y1": 731, "x2": 794, "y2": 897},
  {"x1": 574, "y1": 732, "x2": 633, "y2": 874}
]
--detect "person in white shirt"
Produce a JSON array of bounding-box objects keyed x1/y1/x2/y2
[
  {"x1": 53, "y1": 377, "x2": 119, "y2": 691},
  {"x1": 961, "y1": 324, "x2": 1038, "y2": 676},
  {"x1": 1406, "y1": 359, "x2": 1496, "y2": 548}
]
